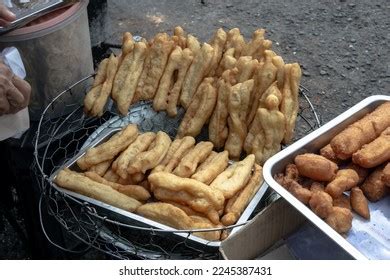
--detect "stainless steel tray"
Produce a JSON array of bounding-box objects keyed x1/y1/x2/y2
[
  {"x1": 49, "y1": 101, "x2": 267, "y2": 248},
  {"x1": 263, "y1": 95, "x2": 390, "y2": 260}
]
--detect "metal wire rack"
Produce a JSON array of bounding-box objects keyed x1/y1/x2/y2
[{"x1": 33, "y1": 74, "x2": 321, "y2": 259}]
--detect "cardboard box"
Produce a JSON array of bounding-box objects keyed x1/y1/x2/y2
[{"x1": 220, "y1": 198, "x2": 305, "y2": 259}]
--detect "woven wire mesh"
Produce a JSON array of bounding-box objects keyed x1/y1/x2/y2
[{"x1": 32, "y1": 74, "x2": 321, "y2": 259}]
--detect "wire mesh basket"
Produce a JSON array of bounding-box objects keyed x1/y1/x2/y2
[{"x1": 33, "y1": 74, "x2": 321, "y2": 259}]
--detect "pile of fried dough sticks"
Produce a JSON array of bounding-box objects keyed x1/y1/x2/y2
[
  {"x1": 55, "y1": 124, "x2": 263, "y2": 241},
  {"x1": 84, "y1": 26, "x2": 302, "y2": 165}
]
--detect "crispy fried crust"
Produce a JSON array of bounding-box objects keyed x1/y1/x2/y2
[
  {"x1": 221, "y1": 164, "x2": 262, "y2": 226},
  {"x1": 173, "y1": 141, "x2": 213, "y2": 178},
  {"x1": 309, "y1": 191, "x2": 333, "y2": 219},
  {"x1": 55, "y1": 169, "x2": 141, "y2": 212},
  {"x1": 350, "y1": 187, "x2": 370, "y2": 219},
  {"x1": 325, "y1": 169, "x2": 359, "y2": 198},
  {"x1": 210, "y1": 154, "x2": 255, "y2": 199},
  {"x1": 88, "y1": 159, "x2": 113, "y2": 177},
  {"x1": 294, "y1": 153, "x2": 339, "y2": 182},
  {"x1": 330, "y1": 102, "x2": 390, "y2": 160},
  {"x1": 92, "y1": 58, "x2": 109, "y2": 88},
  {"x1": 383, "y1": 163, "x2": 390, "y2": 187},
  {"x1": 77, "y1": 125, "x2": 139, "y2": 170},
  {"x1": 352, "y1": 127, "x2": 390, "y2": 168},
  {"x1": 325, "y1": 207, "x2": 353, "y2": 234},
  {"x1": 177, "y1": 77, "x2": 217, "y2": 138},
  {"x1": 360, "y1": 165, "x2": 388, "y2": 202},
  {"x1": 191, "y1": 150, "x2": 229, "y2": 184},
  {"x1": 127, "y1": 131, "x2": 172, "y2": 174}
]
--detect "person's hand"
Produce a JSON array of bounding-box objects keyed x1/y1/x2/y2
[
  {"x1": 0, "y1": 4, "x2": 16, "y2": 27},
  {"x1": 0, "y1": 61, "x2": 31, "y2": 116}
]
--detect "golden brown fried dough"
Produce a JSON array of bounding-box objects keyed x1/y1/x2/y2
[
  {"x1": 225, "y1": 28, "x2": 245, "y2": 59},
  {"x1": 285, "y1": 163, "x2": 299, "y2": 181},
  {"x1": 352, "y1": 127, "x2": 390, "y2": 168},
  {"x1": 333, "y1": 194, "x2": 351, "y2": 210},
  {"x1": 330, "y1": 102, "x2": 390, "y2": 160},
  {"x1": 153, "y1": 46, "x2": 193, "y2": 116},
  {"x1": 320, "y1": 144, "x2": 340, "y2": 163},
  {"x1": 172, "y1": 26, "x2": 187, "y2": 48},
  {"x1": 135, "y1": 33, "x2": 175, "y2": 101},
  {"x1": 88, "y1": 159, "x2": 113, "y2": 177},
  {"x1": 127, "y1": 131, "x2": 172, "y2": 174},
  {"x1": 149, "y1": 172, "x2": 225, "y2": 224},
  {"x1": 280, "y1": 63, "x2": 301, "y2": 144},
  {"x1": 180, "y1": 43, "x2": 214, "y2": 109},
  {"x1": 152, "y1": 138, "x2": 183, "y2": 174},
  {"x1": 137, "y1": 202, "x2": 193, "y2": 229},
  {"x1": 383, "y1": 163, "x2": 390, "y2": 187},
  {"x1": 112, "y1": 132, "x2": 156, "y2": 179},
  {"x1": 84, "y1": 171, "x2": 150, "y2": 201},
  {"x1": 345, "y1": 162, "x2": 370, "y2": 185},
  {"x1": 90, "y1": 54, "x2": 119, "y2": 117},
  {"x1": 92, "y1": 58, "x2": 109, "y2": 88},
  {"x1": 246, "y1": 50, "x2": 277, "y2": 125},
  {"x1": 309, "y1": 191, "x2": 333, "y2": 219},
  {"x1": 177, "y1": 77, "x2": 217, "y2": 138},
  {"x1": 103, "y1": 168, "x2": 120, "y2": 183},
  {"x1": 215, "y1": 48, "x2": 237, "y2": 77},
  {"x1": 360, "y1": 165, "x2": 388, "y2": 202},
  {"x1": 221, "y1": 164, "x2": 262, "y2": 226},
  {"x1": 166, "y1": 201, "x2": 202, "y2": 216},
  {"x1": 55, "y1": 169, "x2": 141, "y2": 212},
  {"x1": 350, "y1": 187, "x2": 370, "y2": 219},
  {"x1": 310, "y1": 182, "x2": 325, "y2": 193},
  {"x1": 210, "y1": 154, "x2": 255, "y2": 199},
  {"x1": 162, "y1": 136, "x2": 196, "y2": 173},
  {"x1": 191, "y1": 150, "x2": 229, "y2": 184},
  {"x1": 225, "y1": 79, "x2": 254, "y2": 159},
  {"x1": 84, "y1": 84, "x2": 103, "y2": 115},
  {"x1": 112, "y1": 42, "x2": 148, "y2": 115},
  {"x1": 208, "y1": 75, "x2": 232, "y2": 149},
  {"x1": 190, "y1": 215, "x2": 221, "y2": 241},
  {"x1": 259, "y1": 94, "x2": 286, "y2": 163},
  {"x1": 186, "y1": 34, "x2": 201, "y2": 54},
  {"x1": 207, "y1": 28, "x2": 227, "y2": 76},
  {"x1": 235, "y1": 56, "x2": 259, "y2": 83},
  {"x1": 244, "y1": 105, "x2": 266, "y2": 164},
  {"x1": 286, "y1": 179, "x2": 312, "y2": 204},
  {"x1": 173, "y1": 141, "x2": 213, "y2": 178},
  {"x1": 242, "y1": 29, "x2": 266, "y2": 57},
  {"x1": 325, "y1": 207, "x2": 353, "y2": 234},
  {"x1": 272, "y1": 55, "x2": 285, "y2": 91},
  {"x1": 294, "y1": 153, "x2": 338, "y2": 182},
  {"x1": 325, "y1": 169, "x2": 359, "y2": 198},
  {"x1": 77, "y1": 125, "x2": 139, "y2": 170}
]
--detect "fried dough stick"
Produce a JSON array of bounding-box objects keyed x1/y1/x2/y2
[
  {"x1": 225, "y1": 79, "x2": 254, "y2": 159},
  {"x1": 225, "y1": 28, "x2": 245, "y2": 59},
  {"x1": 244, "y1": 105, "x2": 266, "y2": 165},
  {"x1": 77, "y1": 124, "x2": 139, "y2": 170},
  {"x1": 180, "y1": 43, "x2": 214, "y2": 109},
  {"x1": 92, "y1": 58, "x2": 109, "y2": 88},
  {"x1": 177, "y1": 77, "x2": 217, "y2": 138},
  {"x1": 112, "y1": 42, "x2": 148, "y2": 115},
  {"x1": 55, "y1": 169, "x2": 141, "y2": 212},
  {"x1": 172, "y1": 26, "x2": 187, "y2": 48},
  {"x1": 235, "y1": 56, "x2": 259, "y2": 83},
  {"x1": 246, "y1": 50, "x2": 277, "y2": 125},
  {"x1": 207, "y1": 28, "x2": 227, "y2": 76},
  {"x1": 352, "y1": 127, "x2": 390, "y2": 168},
  {"x1": 280, "y1": 63, "x2": 302, "y2": 144},
  {"x1": 173, "y1": 141, "x2": 213, "y2": 178},
  {"x1": 149, "y1": 172, "x2": 225, "y2": 224},
  {"x1": 85, "y1": 171, "x2": 150, "y2": 201},
  {"x1": 135, "y1": 33, "x2": 175, "y2": 101},
  {"x1": 215, "y1": 48, "x2": 237, "y2": 77},
  {"x1": 210, "y1": 154, "x2": 255, "y2": 199},
  {"x1": 259, "y1": 94, "x2": 286, "y2": 163},
  {"x1": 153, "y1": 46, "x2": 193, "y2": 116},
  {"x1": 190, "y1": 215, "x2": 222, "y2": 241},
  {"x1": 88, "y1": 159, "x2": 113, "y2": 177},
  {"x1": 163, "y1": 136, "x2": 196, "y2": 173},
  {"x1": 127, "y1": 131, "x2": 172, "y2": 174},
  {"x1": 330, "y1": 101, "x2": 390, "y2": 160},
  {"x1": 208, "y1": 70, "x2": 235, "y2": 149},
  {"x1": 112, "y1": 132, "x2": 156, "y2": 179},
  {"x1": 152, "y1": 138, "x2": 184, "y2": 174},
  {"x1": 221, "y1": 164, "x2": 262, "y2": 225},
  {"x1": 191, "y1": 151, "x2": 229, "y2": 184}
]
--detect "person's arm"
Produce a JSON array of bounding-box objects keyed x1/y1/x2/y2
[
  {"x1": 0, "y1": 4, "x2": 16, "y2": 27},
  {"x1": 0, "y1": 61, "x2": 31, "y2": 116}
]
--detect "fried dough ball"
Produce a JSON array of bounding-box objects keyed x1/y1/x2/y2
[
  {"x1": 325, "y1": 207, "x2": 353, "y2": 234},
  {"x1": 350, "y1": 187, "x2": 370, "y2": 220},
  {"x1": 325, "y1": 169, "x2": 359, "y2": 198},
  {"x1": 309, "y1": 191, "x2": 333, "y2": 219},
  {"x1": 294, "y1": 153, "x2": 338, "y2": 182}
]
